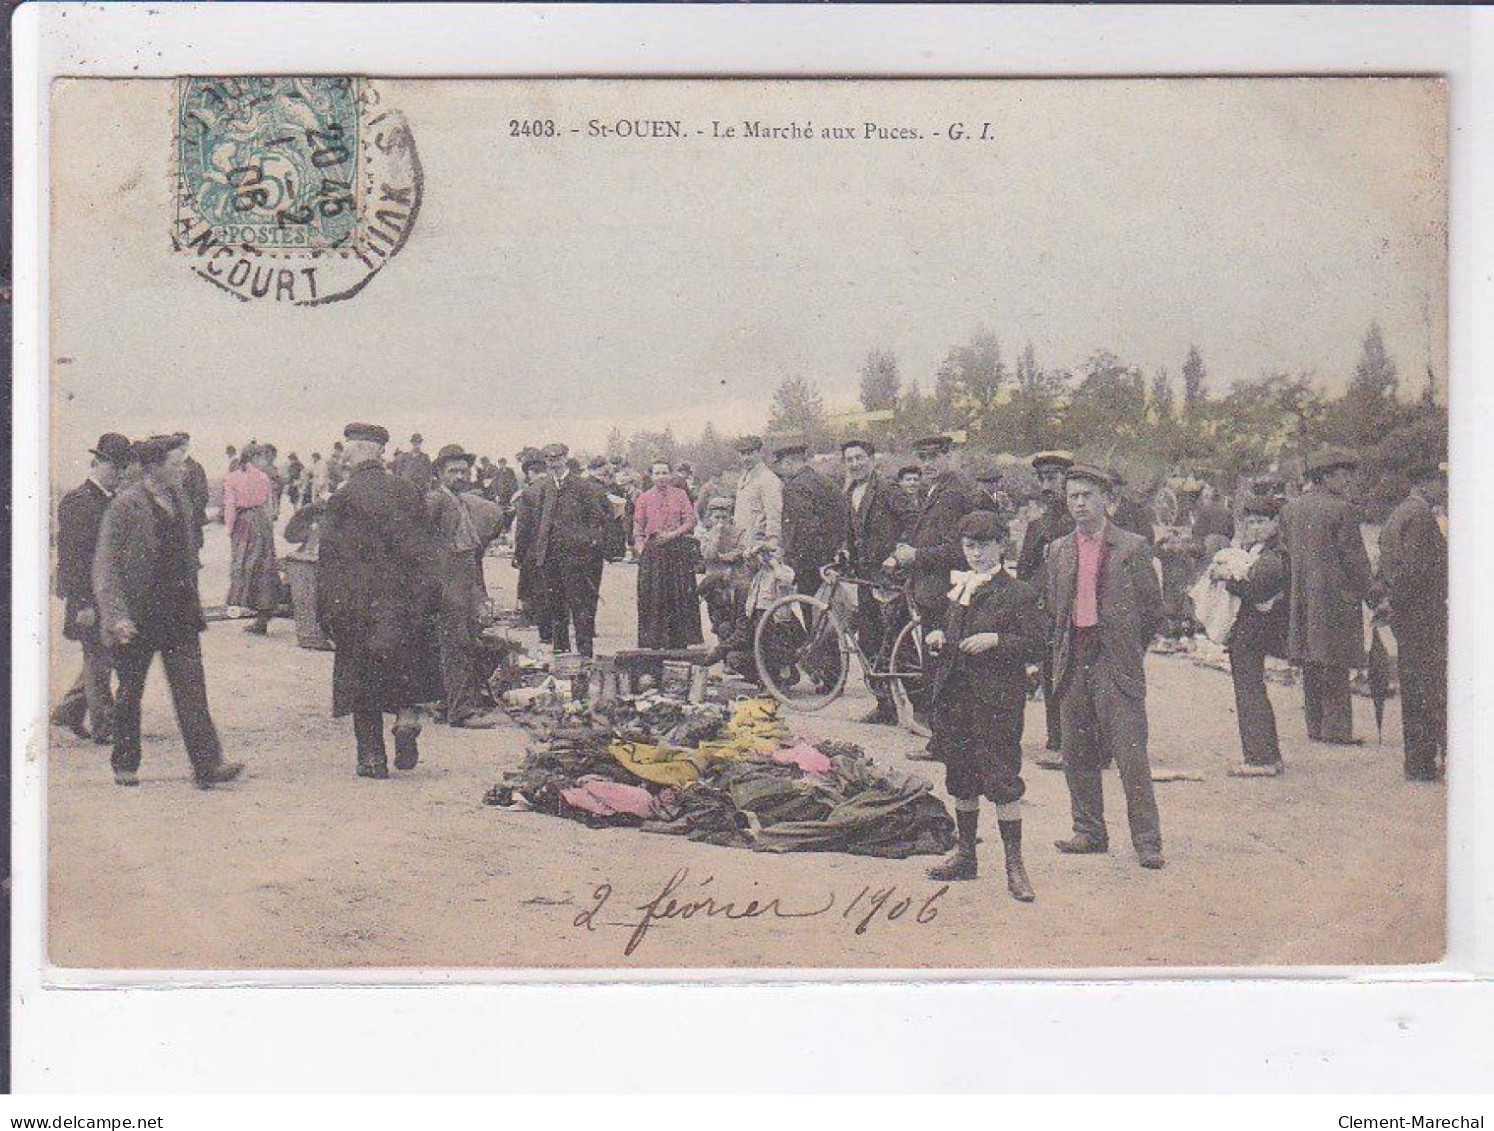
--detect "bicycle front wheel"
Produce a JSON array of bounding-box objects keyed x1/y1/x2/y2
[
  {"x1": 752, "y1": 593, "x2": 851, "y2": 711},
  {"x1": 888, "y1": 619, "x2": 928, "y2": 715}
]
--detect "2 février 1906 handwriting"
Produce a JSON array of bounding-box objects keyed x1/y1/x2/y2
[{"x1": 572, "y1": 867, "x2": 949, "y2": 957}]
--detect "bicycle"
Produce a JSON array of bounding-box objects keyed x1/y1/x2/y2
[{"x1": 751, "y1": 566, "x2": 928, "y2": 731}]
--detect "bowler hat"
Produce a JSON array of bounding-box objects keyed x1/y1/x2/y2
[
  {"x1": 410, "y1": 433, "x2": 423, "y2": 444},
  {"x1": 541, "y1": 442, "x2": 569, "y2": 459},
  {"x1": 89, "y1": 432, "x2": 135, "y2": 466},
  {"x1": 958, "y1": 510, "x2": 1009, "y2": 542},
  {"x1": 1030, "y1": 449, "x2": 1075, "y2": 472},
  {"x1": 344, "y1": 422, "x2": 391, "y2": 445},
  {"x1": 433, "y1": 443, "x2": 476, "y2": 470}
]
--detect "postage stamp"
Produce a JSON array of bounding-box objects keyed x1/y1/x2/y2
[{"x1": 172, "y1": 76, "x2": 423, "y2": 306}]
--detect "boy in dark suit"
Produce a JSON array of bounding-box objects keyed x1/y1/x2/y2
[
  {"x1": 1225, "y1": 496, "x2": 1291, "y2": 777},
  {"x1": 923, "y1": 511, "x2": 1046, "y2": 900}
]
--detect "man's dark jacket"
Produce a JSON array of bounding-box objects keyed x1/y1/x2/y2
[
  {"x1": 56, "y1": 478, "x2": 112, "y2": 642},
  {"x1": 844, "y1": 472, "x2": 912, "y2": 576},
  {"x1": 904, "y1": 469, "x2": 983, "y2": 609},
  {"x1": 782, "y1": 465, "x2": 847, "y2": 585}
]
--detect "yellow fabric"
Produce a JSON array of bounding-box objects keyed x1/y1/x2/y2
[{"x1": 608, "y1": 699, "x2": 792, "y2": 787}]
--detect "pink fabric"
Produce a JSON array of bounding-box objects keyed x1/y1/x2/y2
[
  {"x1": 222, "y1": 464, "x2": 273, "y2": 541},
  {"x1": 1073, "y1": 524, "x2": 1105, "y2": 628},
  {"x1": 773, "y1": 740, "x2": 833, "y2": 775},
  {"x1": 560, "y1": 778, "x2": 656, "y2": 818},
  {"x1": 633, "y1": 484, "x2": 696, "y2": 544}
]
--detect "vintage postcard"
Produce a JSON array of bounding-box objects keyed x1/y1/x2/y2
[{"x1": 44, "y1": 76, "x2": 1447, "y2": 971}]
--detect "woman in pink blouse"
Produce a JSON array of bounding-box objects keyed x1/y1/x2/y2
[
  {"x1": 632, "y1": 461, "x2": 704, "y2": 650},
  {"x1": 221, "y1": 442, "x2": 282, "y2": 635}
]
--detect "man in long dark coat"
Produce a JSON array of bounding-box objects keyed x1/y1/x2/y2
[
  {"x1": 776, "y1": 442, "x2": 846, "y2": 596},
  {"x1": 93, "y1": 435, "x2": 243, "y2": 789},
  {"x1": 1278, "y1": 448, "x2": 1377, "y2": 745},
  {"x1": 841, "y1": 438, "x2": 912, "y2": 724},
  {"x1": 169, "y1": 432, "x2": 210, "y2": 556},
  {"x1": 885, "y1": 434, "x2": 983, "y2": 633},
  {"x1": 1378, "y1": 462, "x2": 1448, "y2": 781},
  {"x1": 51, "y1": 432, "x2": 134, "y2": 744},
  {"x1": 393, "y1": 433, "x2": 434, "y2": 493},
  {"x1": 317, "y1": 422, "x2": 441, "y2": 778},
  {"x1": 1017, "y1": 450, "x2": 1076, "y2": 763},
  {"x1": 535, "y1": 441, "x2": 612, "y2": 657}
]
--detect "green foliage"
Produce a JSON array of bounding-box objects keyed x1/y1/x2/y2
[
  {"x1": 766, "y1": 376, "x2": 832, "y2": 448},
  {"x1": 858, "y1": 349, "x2": 902, "y2": 413}
]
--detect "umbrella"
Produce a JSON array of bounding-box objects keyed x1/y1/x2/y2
[{"x1": 1367, "y1": 622, "x2": 1393, "y2": 744}]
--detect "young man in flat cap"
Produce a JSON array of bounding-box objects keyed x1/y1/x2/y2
[
  {"x1": 732, "y1": 435, "x2": 784, "y2": 555},
  {"x1": 1047, "y1": 464, "x2": 1165, "y2": 869},
  {"x1": 93, "y1": 435, "x2": 243, "y2": 788},
  {"x1": 534, "y1": 441, "x2": 612, "y2": 657},
  {"x1": 51, "y1": 432, "x2": 135, "y2": 744},
  {"x1": 317, "y1": 423, "x2": 442, "y2": 777},
  {"x1": 1224, "y1": 495, "x2": 1291, "y2": 777},
  {"x1": 1277, "y1": 448, "x2": 1377, "y2": 745},
  {"x1": 427, "y1": 444, "x2": 503, "y2": 729},
  {"x1": 923, "y1": 511, "x2": 1045, "y2": 899},
  {"x1": 510, "y1": 451, "x2": 554, "y2": 642},
  {"x1": 841, "y1": 438, "x2": 914, "y2": 724},
  {"x1": 1378, "y1": 462, "x2": 1448, "y2": 780},
  {"x1": 885, "y1": 434, "x2": 984, "y2": 636},
  {"x1": 1016, "y1": 450, "x2": 1076, "y2": 762}
]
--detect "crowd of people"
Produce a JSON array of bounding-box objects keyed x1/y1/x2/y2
[{"x1": 51, "y1": 419, "x2": 1448, "y2": 905}]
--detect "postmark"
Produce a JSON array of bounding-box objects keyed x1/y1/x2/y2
[{"x1": 172, "y1": 76, "x2": 423, "y2": 305}]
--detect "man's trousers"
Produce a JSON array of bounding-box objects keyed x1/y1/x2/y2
[
  {"x1": 543, "y1": 550, "x2": 601, "y2": 657},
  {"x1": 1229, "y1": 645, "x2": 1282, "y2": 766},
  {"x1": 436, "y1": 554, "x2": 483, "y2": 723},
  {"x1": 111, "y1": 634, "x2": 225, "y2": 777},
  {"x1": 1394, "y1": 609, "x2": 1447, "y2": 777},
  {"x1": 1301, "y1": 661, "x2": 1354, "y2": 742},
  {"x1": 52, "y1": 636, "x2": 115, "y2": 739},
  {"x1": 1059, "y1": 630, "x2": 1162, "y2": 853}
]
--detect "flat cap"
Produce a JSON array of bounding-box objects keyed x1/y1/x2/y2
[
  {"x1": 1065, "y1": 463, "x2": 1114, "y2": 490},
  {"x1": 89, "y1": 432, "x2": 135, "y2": 466},
  {"x1": 169, "y1": 431, "x2": 191, "y2": 448},
  {"x1": 912, "y1": 434, "x2": 953, "y2": 453},
  {"x1": 1030, "y1": 449, "x2": 1075, "y2": 471},
  {"x1": 410, "y1": 433, "x2": 423, "y2": 443},
  {"x1": 541, "y1": 442, "x2": 569, "y2": 458},
  {"x1": 433, "y1": 443, "x2": 476, "y2": 469},
  {"x1": 344, "y1": 422, "x2": 391, "y2": 445},
  {"x1": 734, "y1": 434, "x2": 764, "y2": 454},
  {"x1": 958, "y1": 510, "x2": 1009, "y2": 542},
  {"x1": 772, "y1": 441, "x2": 808, "y2": 459},
  {"x1": 707, "y1": 495, "x2": 734, "y2": 512},
  {"x1": 134, "y1": 434, "x2": 180, "y2": 465},
  {"x1": 1305, "y1": 447, "x2": 1358, "y2": 476}
]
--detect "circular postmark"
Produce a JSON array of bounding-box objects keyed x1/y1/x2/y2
[{"x1": 172, "y1": 77, "x2": 423, "y2": 306}]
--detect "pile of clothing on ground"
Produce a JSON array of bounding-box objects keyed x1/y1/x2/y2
[{"x1": 485, "y1": 691, "x2": 955, "y2": 859}]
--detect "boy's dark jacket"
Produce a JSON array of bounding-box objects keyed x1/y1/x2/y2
[
  {"x1": 1225, "y1": 538, "x2": 1290, "y2": 658},
  {"x1": 928, "y1": 569, "x2": 1045, "y2": 736}
]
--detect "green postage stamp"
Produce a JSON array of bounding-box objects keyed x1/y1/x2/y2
[{"x1": 172, "y1": 76, "x2": 422, "y2": 305}]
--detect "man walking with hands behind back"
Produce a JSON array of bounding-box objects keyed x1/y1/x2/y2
[
  {"x1": 93, "y1": 435, "x2": 244, "y2": 789},
  {"x1": 1047, "y1": 464, "x2": 1165, "y2": 869}
]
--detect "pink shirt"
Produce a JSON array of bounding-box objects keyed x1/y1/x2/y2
[
  {"x1": 1073, "y1": 523, "x2": 1106, "y2": 628},
  {"x1": 633, "y1": 484, "x2": 696, "y2": 545},
  {"x1": 222, "y1": 464, "x2": 273, "y2": 536}
]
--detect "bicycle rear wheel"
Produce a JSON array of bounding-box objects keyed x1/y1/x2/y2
[{"x1": 753, "y1": 594, "x2": 851, "y2": 711}]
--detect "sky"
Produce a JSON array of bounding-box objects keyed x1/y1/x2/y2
[{"x1": 47, "y1": 77, "x2": 1446, "y2": 481}]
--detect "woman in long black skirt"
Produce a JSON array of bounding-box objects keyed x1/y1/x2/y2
[{"x1": 633, "y1": 461, "x2": 705, "y2": 650}]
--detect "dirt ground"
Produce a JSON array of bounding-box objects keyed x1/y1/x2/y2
[{"x1": 44, "y1": 520, "x2": 1445, "y2": 971}]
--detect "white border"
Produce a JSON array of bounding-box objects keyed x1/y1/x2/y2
[{"x1": 12, "y1": 2, "x2": 1494, "y2": 1091}]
